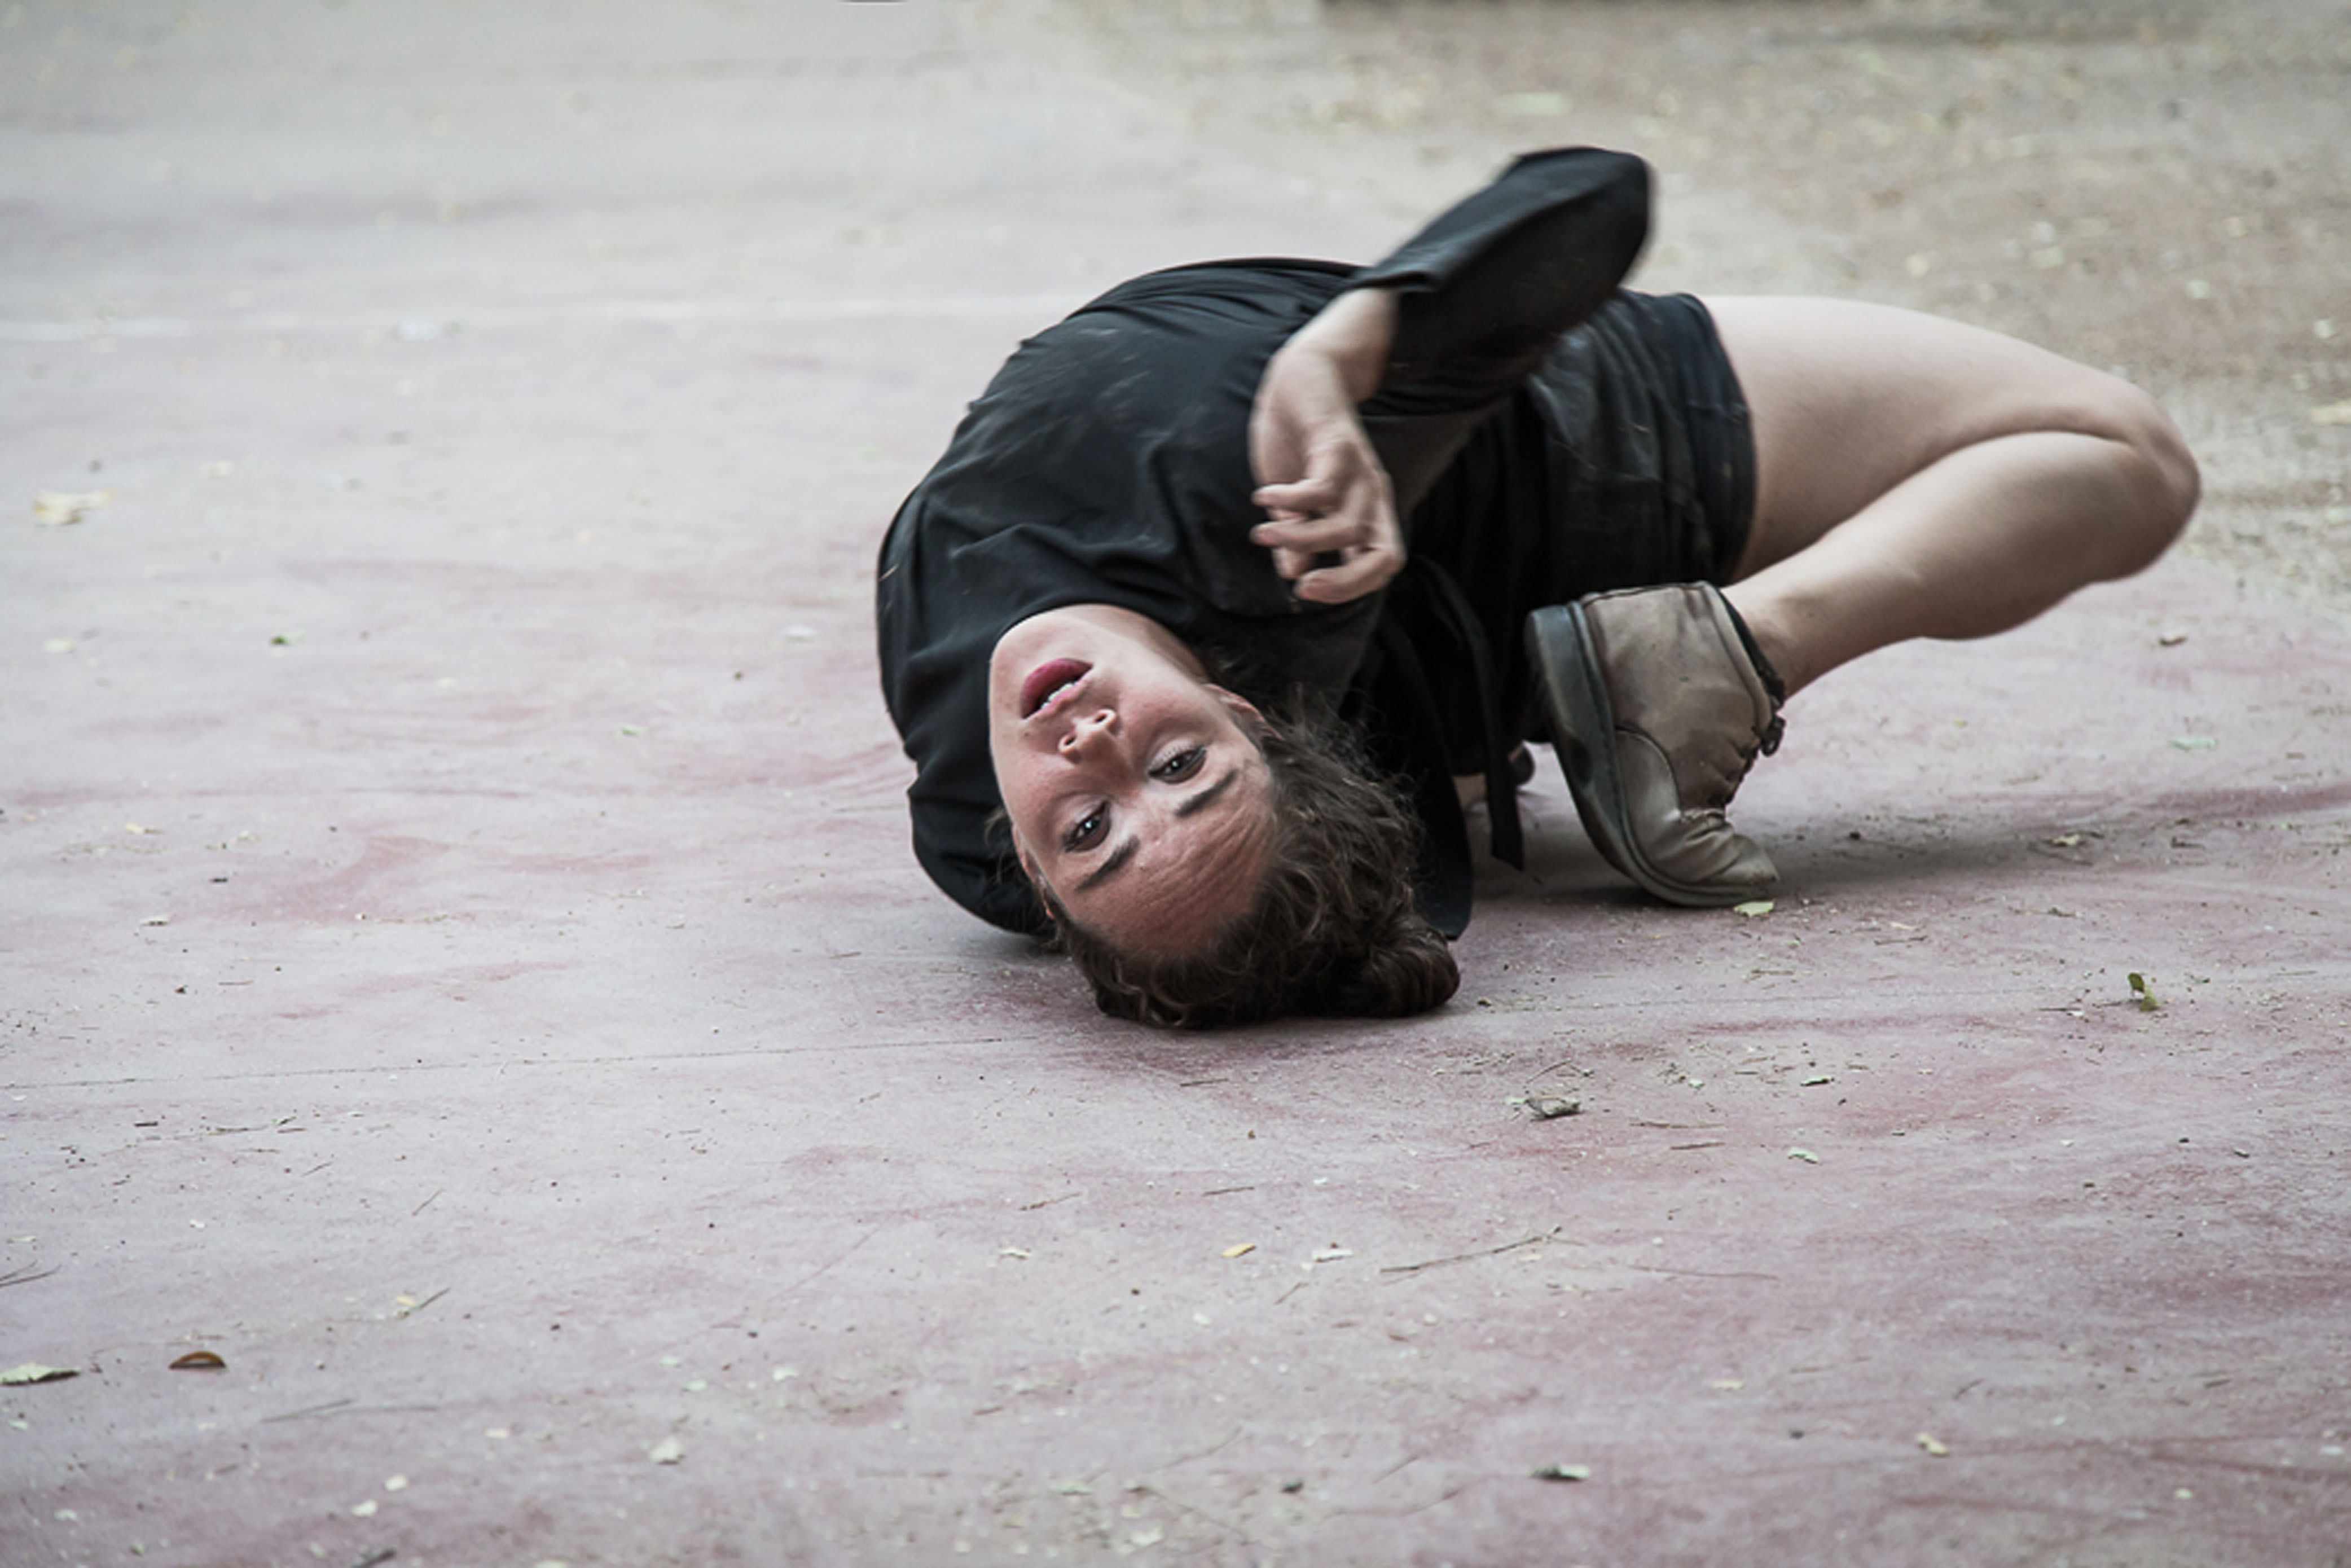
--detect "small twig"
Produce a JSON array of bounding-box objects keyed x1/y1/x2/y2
[
  {"x1": 1623, "y1": 1264, "x2": 1781, "y2": 1281},
  {"x1": 261, "y1": 1400, "x2": 443, "y2": 1422},
  {"x1": 1148, "y1": 1425, "x2": 1242, "y2": 1472},
  {"x1": 0, "y1": 1264, "x2": 61, "y2": 1289},
  {"x1": 1176, "y1": 1077, "x2": 1229, "y2": 1088},
  {"x1": 1200, "y1": 1184, "x2": 1256, "y2": 1197},
  {"x1": 1669, "y1": 1141, "x2": 1725, "y2": 1152},
  {"x1": 348, "y1": 1549, "x2": 397, "y2": 1568},
  {"x1": 402, "y1": 1286, "x2": 450, "y2": 1317},
  {"x1": 1379, "y1": 1227, "x2": 1562, "y2": 1276},
  {"x1": 1137, "y1": 1482, "x2": 1245, "y2": 1539},
  {"x1": 1019, "y1": 1192, "x2": 1080, "y2": 1211},
  {"x1": 1273, "y1": 1281, "x2": 1308, "y2": 1305},
  {"x1": 411, "y1": 1189, "x2": 442, "y2": 1217},
  {"x1": 262, "y1": 1398, "x2": 355, "y2": 1423}
]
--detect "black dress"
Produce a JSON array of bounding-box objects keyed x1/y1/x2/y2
[{"x1": 875, "y1": 148, "x2": 1755, "y2": 938}]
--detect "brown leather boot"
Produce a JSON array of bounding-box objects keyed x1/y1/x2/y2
[{"x1": 1525, "y1": 583, "x2": 1783, "y2": 907}]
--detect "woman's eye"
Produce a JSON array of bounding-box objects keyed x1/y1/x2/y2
[
  {"x1": 1153, "y1": 745, "x2": 1206, "y2": 782},
  {"x1": 1063, "y1": 807, "x2": 1107, "y2": 852}
]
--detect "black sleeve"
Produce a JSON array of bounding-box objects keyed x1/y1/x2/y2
[{"x1": 1350, "y1": 147, "x2": 1650, "y2": 394}]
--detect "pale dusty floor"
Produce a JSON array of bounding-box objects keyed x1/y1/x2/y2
[{"x1": 3, "y1": 3, "x2": 2348, "y2": 1565}]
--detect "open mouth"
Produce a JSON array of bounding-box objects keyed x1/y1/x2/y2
[{"x1": 1020, "y1": 658, "x2": 1091, "y2": 719}]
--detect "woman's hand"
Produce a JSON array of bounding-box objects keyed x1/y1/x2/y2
[{"x1": 1249, "y1": 288, "x2": 1404, "y2": 605}]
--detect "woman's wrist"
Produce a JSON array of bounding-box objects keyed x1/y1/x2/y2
[{"x1": 1285, "y1": 287, "x2": 1399, "y2": 405}]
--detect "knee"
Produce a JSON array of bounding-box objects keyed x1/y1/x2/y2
[{"x1": 2103, "y1": 383, "x2": 2200, "y2": 572}]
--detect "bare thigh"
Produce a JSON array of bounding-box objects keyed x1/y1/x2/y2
[{"x1": 1703, "y1": 297, "x2": 2157, "y2": 578}]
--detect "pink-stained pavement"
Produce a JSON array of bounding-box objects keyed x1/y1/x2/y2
[{"x1": 4, "y1": 3, "x2": 2348, "y2": 1566}]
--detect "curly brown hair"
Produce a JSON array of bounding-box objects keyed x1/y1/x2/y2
[{"x1": 1038, "y1": 704, "x2": 1459, "y2": 1029}]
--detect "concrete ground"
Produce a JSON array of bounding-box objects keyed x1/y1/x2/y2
[{"x1": 3, "y1": 2, "x2": 2348, "y2": 1565}]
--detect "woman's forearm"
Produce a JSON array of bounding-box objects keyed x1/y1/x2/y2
[{"x1": 1277, "y1": 286, "x2": 1400, "y2": 405}]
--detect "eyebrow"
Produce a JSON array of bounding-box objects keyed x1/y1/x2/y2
[
  {"x1": 1173, "y1": 770, "x2": 1239, "y2": 820},
  {"x1": 1072, "y1": 771, "x2": 1237, "y2": 893}
]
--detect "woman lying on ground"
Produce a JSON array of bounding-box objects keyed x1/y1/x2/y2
[{"x1": 876, "y1": 148, "x2": 2199, "y2": 1027}]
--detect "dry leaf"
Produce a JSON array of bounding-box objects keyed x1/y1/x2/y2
[
  {"x1": 648, "y1": 1435, "x2": 685, "y2": 1465},
  {"x1": 0, "y1": 1363, "x2": 78, "y2": 1385},
  {"x1": 33, "y1": 490, "x2": 111, "y2": 526},
  {"x1": 1531, "y1": 1463, "x2": 1592, "y2": 1481},
  {"x1": 169, "y1": 1350, "x2": 226, "y2": 1371},
  {"x1": 1917, "y1": 1431, "x2": 1950, "y2": 1457},
  {"x1": 1787, "y1": 1147, "x2": 1821, "y2": 1164},
  {"x1": 1734, "y1": 900, "x2": 1775, "y2": 918},
  {"x1": 1221, "y1": 1242, "x2": 1255, "y2": 1259}
]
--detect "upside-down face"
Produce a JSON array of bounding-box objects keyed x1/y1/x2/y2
[{"x1": 987, "y1": 604, "x2": 1273, "y2": 956}]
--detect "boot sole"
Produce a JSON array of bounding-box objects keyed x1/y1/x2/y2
[{"x1": 1526, "y1": 603, "x2": 1765, "y2": 909}]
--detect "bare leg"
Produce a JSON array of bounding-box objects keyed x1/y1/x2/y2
[{"x1": 1704, "y1": 298, "x2": 2201, "y2": 697}]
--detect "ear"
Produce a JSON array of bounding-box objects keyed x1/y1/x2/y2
[
  {"x1": 1010, "y1": 838, "x2": 1057, "y2": 920},
  {"x1": 1205, "y1": 684, "x2": 1277, "y2": 739}
]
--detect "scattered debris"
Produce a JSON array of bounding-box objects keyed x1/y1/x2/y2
[
  {"x1": 350, "y1": 1499, "x2": 378, "y2": 1518},
  {"x1": 1917, "y1": 1432, "x2": 1950, "y2": 1457},
  {"x1": 2309, "y1": 400, "x2": 2351, "y2": 426},
  {"x1": 648, "y1": 1435, "x2": 685, "y2": 1465},
  {"x1": 999, "y1": 1248, "x2": 1031, "y2": 1260},
  {"x1": 1800, "y1": 1074, "x2": 1834, "y2": 1087},
  {"x1": 1733, "y1": 900, "x2": 1775, "y2": 918},
  {"x1": 1786, "y1": 1148, "x2": 1821, "y2": 1164},
  {"x1": 1221, "y1": 1242, "x2": 1255, "y2": 1259},
  {"x1": 2046, "y1": 833, "x2": 2083, "y2": 847},
  {"x1": 0, "y1": 1363, "x2": 77, "y2": 1385},
  {"x1": 169, "y1": 1350, "x2": 226, "y2": 1371},
  {"x1": 1530, "y1": 1463, "x2": 1592, "y2": 1482},
  {"x1": 1308, "y1": 1245, "x2": 1355, "y2": 1264},
  {"x1": 33, "y1": 490, "x2": 111, "y2": 525},
  {"x1": 1508, "y1": 1094, "x2": 1580, "y2": 1120},
  {"x1": 2157, "y1": 631, "x2": 2189, "y2": 647},
  {"x1": 1710, "y1": 1378, "x2": 1746, "y2": 1391},
  {"x1": 1279, "y1": 1478, "x2": 1304, "y2": 1493},
  {"x1": 349, "y1": 1551, "x2": 396, "y2": 1568},
  {"x1": 2170, "y1": 735, "x2": 2217, "y2": 752},
  {"x1": 384, "y1": 1475, "x2": 408, "y2": 1492},
  {"x1": 2128, "y1": 972, "x2": 2160, "y2": 1011}
]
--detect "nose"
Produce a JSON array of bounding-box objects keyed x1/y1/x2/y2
[{"x1": 1058, "y1": 707, "x2": 1117, "y2": 754}]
